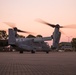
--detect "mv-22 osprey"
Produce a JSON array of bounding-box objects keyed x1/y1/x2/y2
[{"x1": 4, "y1": 20, "x2": 67, "y2": 53}]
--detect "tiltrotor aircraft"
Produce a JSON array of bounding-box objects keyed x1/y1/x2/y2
[
  {"x1": 3, "y1": 20, "x2": 76, "y2": 53},
  {"x1": 3, "y1": 22, "x2": 51, "y2": 53}
]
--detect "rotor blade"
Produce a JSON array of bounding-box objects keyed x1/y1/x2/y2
[
  {"x1": 3, "y1": 22, "x2": 35, "y2": 34},
  {"x1": 17, "y1": 29, "x2": 35, "y2": 35},
  {"x1": 17, "y1": 29, "x2": 26, "y2": 33},
  {"x1": 3, "y1": 22, "x2": 16, "y2": 28},
  {"x1": 59, "y1": 29, "x2": 66, "y2": 35},
  {"x1": 17, "y1": 29, "x2": 29, "y2": 33},
  {"x1": 36, "y1": 19, "x2": 56, "y2": 28},
  {"x1": 63, "y1": 24, "x2": 76, "y2": 29}
]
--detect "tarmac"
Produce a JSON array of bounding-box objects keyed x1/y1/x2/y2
[{"x1": 0, "y1": 52, "x2": 76, "y2": 75}]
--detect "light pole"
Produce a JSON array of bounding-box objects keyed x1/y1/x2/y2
[{"x1": 66, "y1": 36, "x2": 72, "y2": 42}]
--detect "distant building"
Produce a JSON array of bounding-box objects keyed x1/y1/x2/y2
[{"x1": 59, "y1": 42, "x2": 73, "y2": 51}]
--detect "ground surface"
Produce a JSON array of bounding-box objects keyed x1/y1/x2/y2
[{"x1": 0, "y1": 52, "x2": 76, "y2": 75}]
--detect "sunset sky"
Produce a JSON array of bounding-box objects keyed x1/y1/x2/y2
[{"x1": 0, "y1": 0, "x2": 76, "y2": 45}]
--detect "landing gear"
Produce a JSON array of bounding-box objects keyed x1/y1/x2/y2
[
  {"x1": 46, "y1": 51, "x2": 49, "y2": 54},
  {"x1": 20, "y1": 50, "x2": 23, "y2": 53},
  {"x1": 31, "y1": 50, "x2": 35, "y2": 53}
]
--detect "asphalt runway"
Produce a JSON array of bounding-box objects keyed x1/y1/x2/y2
[{"x1": 0, "y1": 52, "x2": 76, "y2": 75}]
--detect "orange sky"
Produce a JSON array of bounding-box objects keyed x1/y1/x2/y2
[{"x1": 0, "y1": 0, "x2": 76, "y2": 45}]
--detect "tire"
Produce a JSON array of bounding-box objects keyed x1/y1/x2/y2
[
  {"x1": 46, "y1": 51, "x2": 49, "y2": 54},
  {"x1": 31, "y1": 50, "x2": 35, "y2": 54},
  {"x1": 20, "y1": 51, "x2": 23, "y2": 53}
]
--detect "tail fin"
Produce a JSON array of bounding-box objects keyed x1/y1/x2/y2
[{"x1": 8, "y1": 29, "x2": 16, "y2": 45}]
